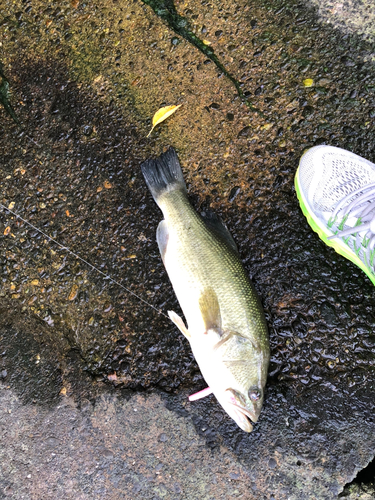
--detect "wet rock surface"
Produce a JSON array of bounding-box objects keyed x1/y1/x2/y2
[{"x1": 0, "y1": 0, "x2": 375, "y2": 498}]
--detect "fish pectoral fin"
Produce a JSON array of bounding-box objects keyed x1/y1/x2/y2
[
  {"x1": 188, "y1": 387, "x2": 213, "y2": 401},
  {"x1": 199, "y1": 288, "x2": 222, "y2": 332},
  {"x1": 156, "y1": 220, "x2": 169, "y2": 263},
  {"x1": 168, "y1": 310, "x2": 191, "y2": 340}
]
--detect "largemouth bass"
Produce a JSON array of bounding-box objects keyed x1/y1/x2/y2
[{"x1": 141, "y1": 147, "x2": 269, "y2": 432}]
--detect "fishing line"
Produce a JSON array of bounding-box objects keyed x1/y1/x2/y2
[{"x1": 0, "y1": 203, "x2": 169, "y2": 319}]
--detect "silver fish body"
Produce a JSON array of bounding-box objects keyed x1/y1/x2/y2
[{"x1": 141, "y1": 147, "x2": 269, "y2": 432}]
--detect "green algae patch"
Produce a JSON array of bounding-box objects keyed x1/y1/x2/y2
[{"x1": 0, "y1": 62, "x2": 21, "y2": 125}]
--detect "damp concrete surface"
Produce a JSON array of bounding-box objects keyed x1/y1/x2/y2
[{"x1": 0, "y1": 0, "x2": 375, "y2": 498}]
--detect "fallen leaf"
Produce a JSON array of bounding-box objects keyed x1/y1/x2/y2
[
  {"x1": 8, "y1": 202, "x2": 15, "y2": 210},
  {"x1": 131, "y1": 76, "x2": 141, "y2": 86},
  {"x1": 303, "y1": 78, "x2": 314, "y2": 87},
  {"x1": 261, "y1": 123, "x2": 273, "y2": 131},
  {"x1": 4, "y1": 226, "x2": 11, "y2": 235},
  {"x1": 104, "y1": 180, "x2": 112, "y2": 189},
  {"x1": 93, "y1": 75, "x2": 105, "y2": 86},
  {"x1": 28, "y1": 295, "x2": 37, "y2": 305},
  {"x1": 68, "y1": 284, "x2": 79, "y2": 301},
  {"x1": 147, "y1": 104, "x2": 182, "y2": 137}
]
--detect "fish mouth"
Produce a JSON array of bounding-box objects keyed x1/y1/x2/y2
[{"x1": 229, "y1": 403, "x2": 258, "y2": 433}]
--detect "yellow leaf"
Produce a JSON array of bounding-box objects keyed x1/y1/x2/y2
[
  {"x1": 147, "y1": 104, "x2": 182, "y2": 137},
  {"x1": 261, "y1": 123, "x2": 273, "y2": 131},
  {"x1": 303, "y1": 78, "x2": 314, "y2": 87}
]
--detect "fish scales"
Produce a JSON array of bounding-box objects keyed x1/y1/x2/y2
[{"x1": 159, "y1": 189, "x2": 266, "y2": 344}]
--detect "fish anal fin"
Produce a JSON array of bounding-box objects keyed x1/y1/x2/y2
[
  {"x1": 198, "y1": 288, "x2": 222, "y2": 333},
  {"x1": 168, "y1": 310, "x2": 191, "y2": 340}
]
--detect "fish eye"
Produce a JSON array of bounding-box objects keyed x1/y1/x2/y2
[{"x1": 249, "y1": 388, "x2": 261, "y2": 401}]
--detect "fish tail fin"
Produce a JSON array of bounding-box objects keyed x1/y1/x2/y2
[{"x1": 141, "y1": 147, "x2": 187, "y2": 205}]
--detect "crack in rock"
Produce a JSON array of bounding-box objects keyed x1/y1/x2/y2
[{"x1": 140, "y1": 0, "x2": 264, "y2": 115}]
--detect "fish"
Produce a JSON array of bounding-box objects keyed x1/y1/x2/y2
[{"x1": 141, "y1": 147, "x2": 269, "y2": 432}]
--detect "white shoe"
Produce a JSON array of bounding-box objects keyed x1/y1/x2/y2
[{"x1": 295, "y1": 145, "x2": 375, "y2": 285}]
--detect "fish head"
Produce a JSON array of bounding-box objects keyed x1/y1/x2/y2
[
  {"x1": 218, "y1": 385, "x2": 265, "y2": 433},
  {"x1": 193, "y1": 330, "x2": 269, "y2": 433},
  {"x1": 192, "y1": 288, "x2": 269, "y2": 432}
]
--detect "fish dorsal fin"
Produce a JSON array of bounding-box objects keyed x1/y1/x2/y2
[
  {"x1": 201, "y1": 210, "x2": 239, "y2": 255},
  {"x1": 198, "y1": 287, "x2": 222, "y2": 332}
]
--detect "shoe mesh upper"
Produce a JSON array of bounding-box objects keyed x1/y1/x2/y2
[
  {"x1": 300, "y1": 147, "x2": 375, "y2": 212},
  {"x1": 298, "y1": 148, "x2": 315, "y2": 196}
]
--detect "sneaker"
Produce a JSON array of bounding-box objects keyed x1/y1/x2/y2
[{"x1": 295, "y1": 145, "x2": 375, "y2": 286}]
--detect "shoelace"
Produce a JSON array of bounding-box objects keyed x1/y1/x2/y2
[{"x1": 327, "y1": 182, "x2": 375, "y2": 270}]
